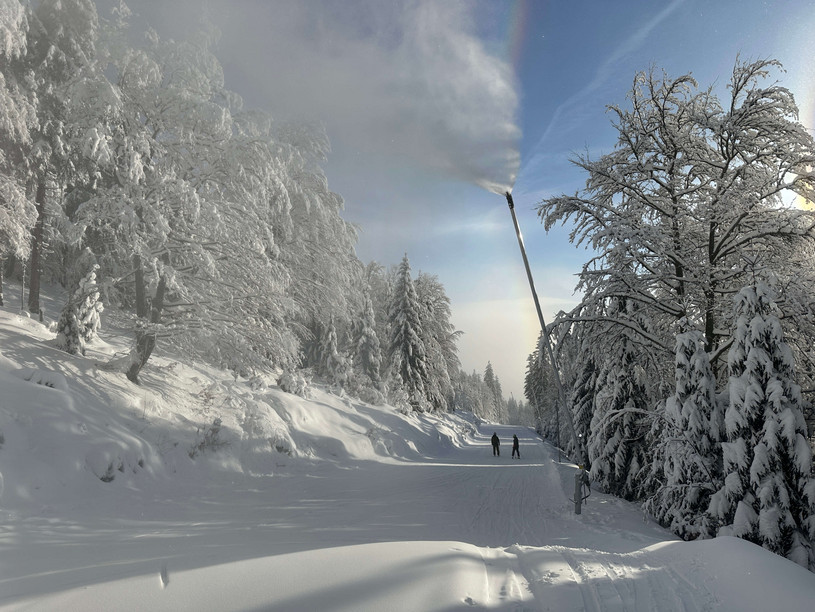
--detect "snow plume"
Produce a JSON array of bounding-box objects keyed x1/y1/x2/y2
[
  {"x1": 172, "y1": 0, "x2": 520, "y2": 195},
  {"x1": 397, "y1": 1, "x2": 521, "y2": 194}
]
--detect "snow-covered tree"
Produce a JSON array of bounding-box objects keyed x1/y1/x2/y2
[
  {"x1": 22, "y1": 0, "x2": 101, "y2": 316},
  {"x1": 276, "y1": 122, "x2": 361, "y2": 354},
  {"x1": 587, "y1": 298, "x2": 652, "y2": 501},
  {"x1": 71, "y1": 17, "x2": 307, "y2": 381},
  {"x1": 317, "y1": 314, "x2": 351, "y2": 388},
  {"x1": 523, "y1": 351, "x2": 544, "y2": 428},
  {"x1": 505, "y1": 395, "x2": 520, "y2": 424},
  {"x1": 388, "y1": 255, "x2": 428, "y2": 411},
  {"x1": 646, "y1": 323, "x2": 724, "y2": 540},
  {"x1": 482, "y1": 361, "x2": 507, "y2": 422},
  {"x1": 452, "y1": 369, "x2": 496, "y2": 420},
  {"x1": 55, "y1": 263, "x2": 103, "y2": 355},
  {"x1": 538, "y1": 59, "x2": 815, "y2": 378},
  {"x1": 353, "y1": 293, "x2": 383, "y2": 389},
  {"x1": 535, "y1": 57, "x2": 815, "y2": 517},
  {"x1": 569, "y1": 351, "x2": 597, "y2": 466},
  {"x1": 483, "y1": 362, "x2": 502, "y2": 405},
  {"x1": 524, "y1": 332, "x2": 558, "y2": 437},
  {"x1": 709, "y1": 283, "x2": 815, "y2": 569},
  {"x1": 0, "y1": 0, "x2": 37, "y2": 306},
  {"x1": 415, "y1": 272, "x2": 460, "y2": 412}
]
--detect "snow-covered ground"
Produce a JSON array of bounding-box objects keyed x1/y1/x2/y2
[{"x1": 1, "y1": 288, "x2": 814, "y2": 611}]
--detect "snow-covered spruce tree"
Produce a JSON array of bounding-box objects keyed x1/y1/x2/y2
[
  {"x1": 524, "y1": 352, "x2": 545, "y2": 434},
  {"x1": 570, "y1": 350, "x2": 597, "y2": 467},
  {"x1": 588, "y1": 298, "x2": 653, "y2": 501},
  {"x1": 354, "y1": 293, "x2": 383, "y2": 389},
  {"x1": 482, "y1": 361, "x2": 509, "y2": 422},
  {"x1": 55, "y1": 264, "x2": 103, "y2": 355},
  {"x1": 709, "y1": 283, "x2": 815, "y2": 569},
  {"x1": 506, "y1": 395, "x2": 520, "y2": 424},
  {"x1": 533, "y1": 317, "x2": 599, "y2": 462},
  {"x1": 415, "y1": 272, "x2": 461, "y2": 412},
  {"x1": 524, "y1": 333, "x2": 558, "y2": 438},
  {"x1": 770, "y1": 240, "x2": 815, "y2": 415},
  {"x1": 645, "y1": 323, "x2": 724, "y2": 540},
  {"x1": 387, "y1": 255, "x2": 429, "y2": 411},
  {"x1": 54, "y1": 306, "x2": 82, "y2": 355},
  {"x1": 319, "y1": 314, "x2": 351, "y2": 388},
  {"x1": 74, "y1": 264, "x2": 103, "y2": 343}
]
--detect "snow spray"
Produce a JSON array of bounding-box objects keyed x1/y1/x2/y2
[{"x1": 504, "y1": 191, "x2": 586, "y2": 466}]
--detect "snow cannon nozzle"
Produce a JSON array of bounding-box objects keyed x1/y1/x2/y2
[{"x1": 505, "y1": 191, "x2": 514, "y2": 210}]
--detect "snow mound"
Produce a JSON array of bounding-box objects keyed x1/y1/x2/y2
[{"x1": 0, "y1": 306, "x2": 481, "y2": 511}]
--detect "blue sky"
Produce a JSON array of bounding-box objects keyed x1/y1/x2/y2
[{"x1": 139, "y1": 0, "x2": 815, "y2": 400}]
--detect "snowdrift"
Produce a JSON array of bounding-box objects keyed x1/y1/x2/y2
[{"x1": 0, "y1": 301, "x2": 478, "y2": 513}]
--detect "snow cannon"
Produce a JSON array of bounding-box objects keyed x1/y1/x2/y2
[{"x1": 503, "y1": 191, "x2": 587, "y2": 473}]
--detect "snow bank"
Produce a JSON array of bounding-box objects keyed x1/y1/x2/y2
[{"x1": 0, "y1": 305, "x2": 481, "y2": 512}]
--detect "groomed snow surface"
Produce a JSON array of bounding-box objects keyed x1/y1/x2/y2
[{"x1": 1, "y1": 290, "x2": 814, "y2": 611}]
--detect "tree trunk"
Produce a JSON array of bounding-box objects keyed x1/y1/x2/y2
[
  {"x1": 126, "y1": 256, "x2": 167, "y2": 384},
  {"x1": 0, "y1": 256, "x2": 4, "y2": 306},
  {"x1": 27, "y1": 180, "x2": 45, "y2": 316},
  {"x1": 134, "y1": 254, "x2": 147, "y2": 319}
]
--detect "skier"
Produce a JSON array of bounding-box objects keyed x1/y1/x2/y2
[
  {"x1": 491, "y1": 432, "x2": 500, "y2": 456},
  {"x1": 512, "y1": 434, "x2": 520, "y2": 459}
]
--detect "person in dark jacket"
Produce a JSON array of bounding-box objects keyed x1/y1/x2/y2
[
  {"x1": 512, "y1": 434, "x2": 520, "y2": 459},
  {"x1": 491, "y1": 432, "x2": 500, "y2": 456}
]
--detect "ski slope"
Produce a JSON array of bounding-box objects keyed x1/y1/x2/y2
[{"x1": 1, "y1": 298, "x2": 815, "y2": 610}]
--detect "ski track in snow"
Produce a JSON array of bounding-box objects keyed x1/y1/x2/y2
[{"x1": 550, "y1": 547, "x2": 713, "y2": 612}]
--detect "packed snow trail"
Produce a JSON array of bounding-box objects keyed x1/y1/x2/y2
[
  {"x1": 0, "y1": 415, "x2": 735, "y2": 611},
  {"x1": 2, "y1": 375, "x2": 814, "y2": 612}
]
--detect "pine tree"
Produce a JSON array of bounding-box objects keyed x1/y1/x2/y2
[
  {"x1": 646, "y1": 324, "x2": 723, "y2": 539},
  {"x1": 355, "y1": 294, "x2": 382, "y2": 389},
  {"x1": 75, "y1": 264, "x2": 103, "y2": 343},
  {"x1": 523, "y1": 352, "x2": 543, "y2": 431},
  {"x1": 55, "y1": 264, "x2": 103, "y2": 355},
  {"x1": 319, "y1": 314, "x2": 350, "y2": 388},
  {"x1": 709, "y1": 283, "x2": 815, "y2": 568},
  {"x1": 588, "y1": 300, "x2": 651, "y2": 501},
  {"x1": 524, "y1": 335, "x2": 555, "y2": 436},
  {"x1": 570, "y1": 354, "x2": 597, "y2": 467},
  {"x1": 414, "y1": 273, "x2": 460, "y2": 412},
  {"x1": 483, "y1": 362, "x2": 506, "y2": 423},
  {"x1": 387, "y1": 255, "x2": 428, "y2": 411}
]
